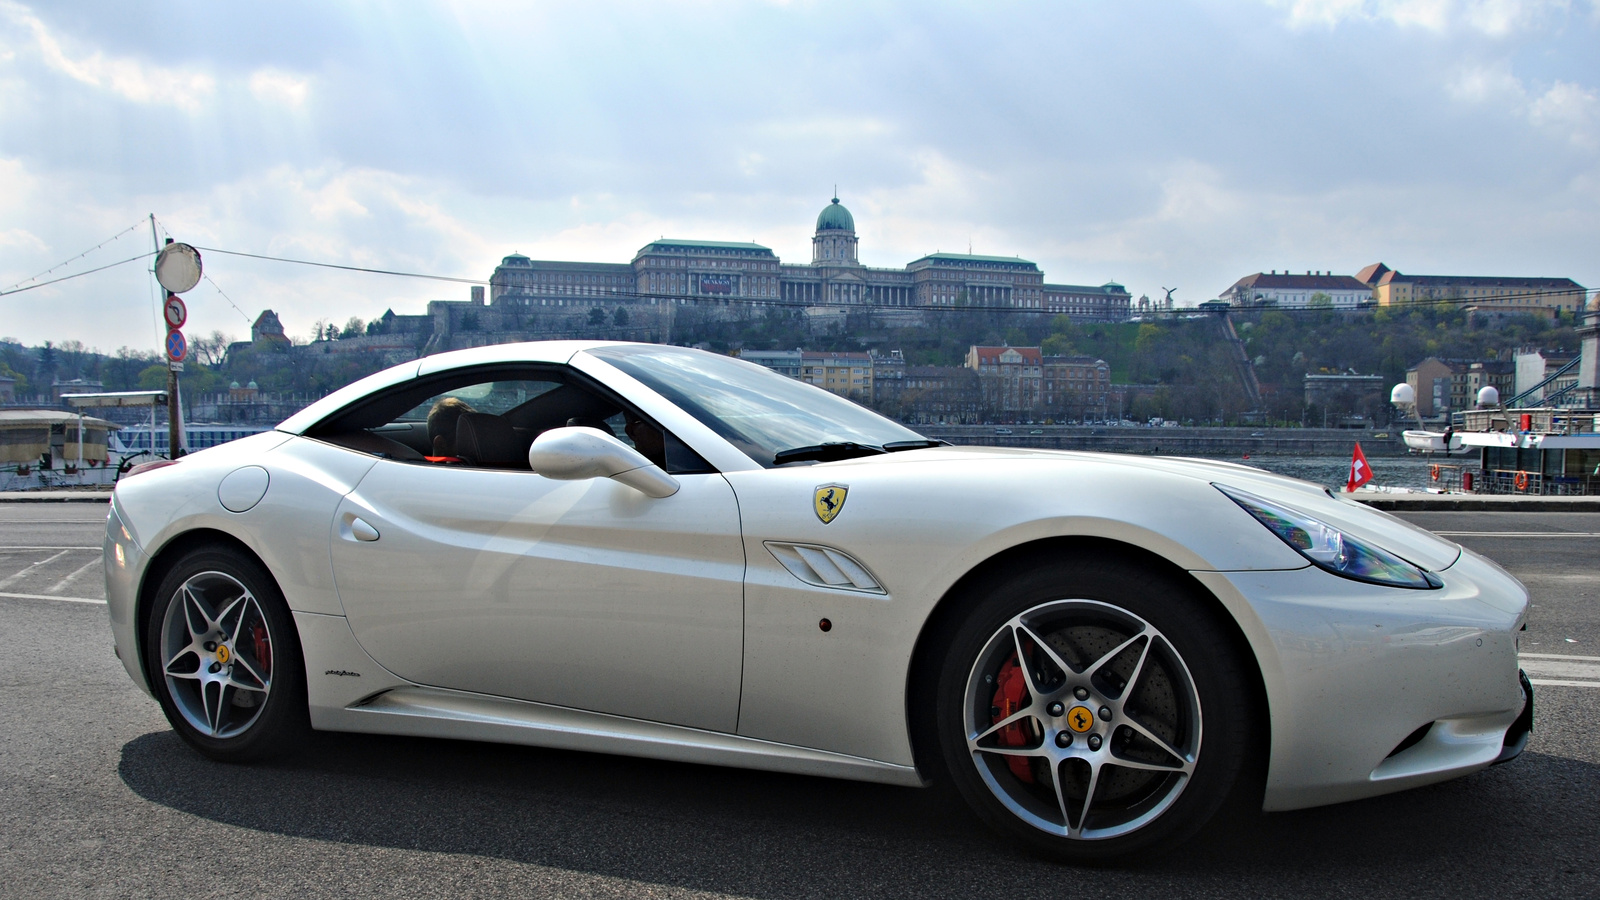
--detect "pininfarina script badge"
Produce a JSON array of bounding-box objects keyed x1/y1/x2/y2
[{"x1": 813, "y1": 483, "x2": 848, "y2": 524}]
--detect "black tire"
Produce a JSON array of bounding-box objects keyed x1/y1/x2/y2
[
  {"x1": 931, "y1": 554, "x2": 1254, "y2": 863},
  {"x1": 144, "y1": 545, "x2": 308, "y2": 761}
]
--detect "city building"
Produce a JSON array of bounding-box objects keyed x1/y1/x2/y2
[
  {"x1": 50, "y1": 378, "x2": 105, "y2": 405},
  {"x1": 1405, "y1": 357, "x2": 1456, "y2": 419},
  {"x1": 1043, "y1": 282, "x2": 1133, "y2": 322},
  {"x1": 966, "y1": 346, "x2": 1042, "y2": 417},
  {"x1": 414, "y1": 196, "x2": 1120, "y2": 354},
  {"x1": 898, "y1": 366, "x2": 982, "y2": 424},
  {"x1": 1576, "y1": 295, "x2": 1600, "y2": 408},
  {"x1": 797, "y1": 351, "x2": 874, "y2": 402},
  {"x1": 1304, "y1": 372, "x2": 1387, "y2": 424},
  {"x1": 1357, "y1": 263, "x2": 1586, "y2": 320},
  {"x1": 1042, "y1": 355, "x2": 1112, "y2": 420},
  {"x1": 737, "y1": 349, "x2": 802, "y2": 379},
  {"x1": 250, "y1": 310, "x2": 290, "y2": 346},
  {"x1": 1219, "y1": 271, "x2": 1372, "y2": 309},
  {"x1": 0, "y1": 375, "x2": 15, "y2": 404},
  {"x1": 1514, "y1": 350, "x2": 1579, "y2": 404}
]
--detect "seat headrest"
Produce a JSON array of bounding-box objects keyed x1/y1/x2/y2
[
  {"x1": 565, "y1": 416, "x2": 616, "y2": 438},
  {"x1": 456, "y1": 413, "x2": 525, "y2": 468}
]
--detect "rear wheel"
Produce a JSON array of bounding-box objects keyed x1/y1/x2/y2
[
  {"x1": 933, "y1": 557, "x2": 1253, "y2": 862},
  {"x1": 144, "y1": 546, "x2": 307, "y2": 761}
]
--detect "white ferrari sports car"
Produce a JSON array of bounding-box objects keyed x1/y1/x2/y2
[{"x1": 104, "y1": 341, "x2": 1532, "y2": 861}]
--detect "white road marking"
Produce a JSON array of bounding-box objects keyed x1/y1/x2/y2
[
  {"x1": 1434, "y1": 532, "x2": 1600, "y2": 537},
  {"x1": 1520, "y1": 654, "x2": 1600, "y2": 689},
  {"x1": 0, "y1": 549, "x2": 71, "y2": 589},
  {"x1": 45, "y1": 558, "x2": 101, "y2": 594},
  {"x1": 0, "y1": 546, "x2": 100, "y2": 550},
  {"x1": 1520, "y1": 652, "x2": 1600, "y2": 662},
  {"x1": 0, "y1": 590, "x2": 106, "y2": 605}
]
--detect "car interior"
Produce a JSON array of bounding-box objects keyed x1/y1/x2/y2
[{"x1": 304, "y1": 366, "x2": 714, "y2": 475}]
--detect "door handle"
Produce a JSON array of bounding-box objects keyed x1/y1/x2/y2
[{"x1": 342, "y1": 516, "x2": 380, "y2": 542}]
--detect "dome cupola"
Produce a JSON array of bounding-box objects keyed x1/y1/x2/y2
[
  {"x1": 815, "y1": 197, "x2": 855, "y2": 233},
  {"x1": 812, "y1": 196, "x2": 860, "y2": 266}
]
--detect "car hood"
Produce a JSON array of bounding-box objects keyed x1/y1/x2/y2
[{"x1": 828, "y1": 446, "x2": 1464, "y2": 573}]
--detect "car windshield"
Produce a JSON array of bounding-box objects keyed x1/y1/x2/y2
[{"x1": 588, "y1": 345, "x2": 927, "y2": 467}]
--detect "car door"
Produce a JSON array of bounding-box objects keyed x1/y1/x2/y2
[{"x1": 325, "y1": 369, "x2": 746, "y2": 733}]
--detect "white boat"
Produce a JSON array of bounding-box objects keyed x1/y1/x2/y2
[{"x1": 1401, "y1": 429, "x2": 1464, "y2": 453}]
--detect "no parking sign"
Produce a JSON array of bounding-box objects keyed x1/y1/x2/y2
[{"x1": 166, "y1": 329, "x2": 187, "y2": 363}]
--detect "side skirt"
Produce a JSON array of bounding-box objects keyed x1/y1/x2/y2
[
  {"x1": 295, "y1": 610, "x2": 923, "y2": 788},
  {"x1": 325, "y1": 685, "x2": 926, "y2": 788}
]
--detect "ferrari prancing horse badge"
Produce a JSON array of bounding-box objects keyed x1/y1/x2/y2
[{"x1": 814, "y1": 483, "x2": 848, "y2": 524}]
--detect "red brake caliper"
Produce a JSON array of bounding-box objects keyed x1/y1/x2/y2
[
  {"x1": 990, "y1": 651, "x2": 1035, "y2": 783},
  {"x1": 250, "y1": 623, "x2": 272, "y2": 677}
]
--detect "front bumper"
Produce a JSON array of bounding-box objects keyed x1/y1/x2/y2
[{"x1": 1194, "y1": 547, "x2": 1529, "y2": 811}]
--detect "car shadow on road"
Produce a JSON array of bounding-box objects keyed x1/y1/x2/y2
[{"x1": 119, "y1": 729, "x2": 1598, "y2": 898}]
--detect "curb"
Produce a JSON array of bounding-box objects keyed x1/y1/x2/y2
[
  {"x1": 1352, "y1": 495, "x2": 1600, "y2": 512},
  {"x1": 0, "y1": 491, "x2": 113, "y2": 503}
]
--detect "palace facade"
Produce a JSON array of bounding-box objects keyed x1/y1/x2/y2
[{"x1": 486, "y1": 197, "x2": 1128, "y2": 323}]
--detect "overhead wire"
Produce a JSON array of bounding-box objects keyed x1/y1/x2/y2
[
  {"x1": 202, "y1": 275, "x2": 256, "y2": 326},
  {"x1": 192, "y1": 246, "x2": 489, "y2": 286},
  {"x1": 1, "y1": 219, "x2": 148, "y2": 293},
  {"x1": 0, "y1": 251, "x2": 157, "y2": 297}
]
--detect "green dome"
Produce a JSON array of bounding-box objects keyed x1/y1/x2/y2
[{"x1": 816, "y1": 197, "x2": 854, "y2": 232}]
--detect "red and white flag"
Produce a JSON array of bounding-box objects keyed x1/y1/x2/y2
[{"x1": 1346, "y1": 443, "x2": 1373, "y2": 492}]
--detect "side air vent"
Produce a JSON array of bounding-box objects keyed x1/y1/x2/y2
[{"x1": 765, "y1": 542, "x2": 884, "y2": 593}]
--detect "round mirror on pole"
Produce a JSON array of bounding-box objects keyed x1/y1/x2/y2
[{"x1": 155, "y1": 243, "x2": 203, "y2": 294}]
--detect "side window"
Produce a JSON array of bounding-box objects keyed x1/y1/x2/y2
[{"x1": 309, "y1": 366, "x2": 713, "y2": 475}]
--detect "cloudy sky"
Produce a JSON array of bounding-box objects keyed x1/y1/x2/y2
[{"x1": 1, "y1": 0, "x2": 1596, "y2": 352}]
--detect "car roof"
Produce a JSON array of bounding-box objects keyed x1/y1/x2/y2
[{"x1": 276, "y1": 340, "x2": 628, "y2": 435}]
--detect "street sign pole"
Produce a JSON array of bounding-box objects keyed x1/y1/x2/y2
[{"x1": 152, "y1": 231, "x2": 202, "y2": 458}]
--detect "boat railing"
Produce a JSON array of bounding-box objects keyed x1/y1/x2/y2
[
  {"x1": 1472, "y1": 468, "x2": 1597, "y2": 496},
  {"x1": 1456, "y1": 408, "x2": 1600, "y2": 434}
]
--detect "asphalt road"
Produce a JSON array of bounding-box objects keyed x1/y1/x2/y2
[{"x1": 1, "y1": 503, "x2": 1596, "y2": 899}]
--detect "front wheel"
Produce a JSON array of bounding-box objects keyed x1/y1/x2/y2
[
  {"x1": 144, "y1": 546, "x2": 307, "y2": 761},
  {"x1": 933, "y1": 558, "x2": 1254, "y2": 862}
]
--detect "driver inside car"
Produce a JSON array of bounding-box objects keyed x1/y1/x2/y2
[
  {"x1": 623, "y1": 411, "x2": 666, "y2": 469},
  {"x1": 425, "y1": 397, "x2": 475, "y2": 463}
]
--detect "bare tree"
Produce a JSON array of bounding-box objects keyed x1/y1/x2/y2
[{"x1": 191, "y1": 330, "x2": 236, "y2": 367}]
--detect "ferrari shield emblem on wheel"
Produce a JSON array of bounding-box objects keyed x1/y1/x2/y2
[{"x1": 814, "y1": 484, "x2": 848, "y2": 524}]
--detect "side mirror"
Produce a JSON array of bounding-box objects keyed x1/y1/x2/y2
[{"x1": 527, "y1": 427, "x2": 680, "y2": 498}]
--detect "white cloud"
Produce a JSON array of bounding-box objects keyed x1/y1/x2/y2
[
  {"x1": 248, "y1": 68, "x2": 309, "y2": 108},
  {"x1": 0, "y1": 227, "x2": 45, "y2": 253},
  {"x1": 1443, "y1": 62, "x2": 1598, "y2": 146},
  {"x1": 1274, "y1": 0, "x2": 1567, "y2": 34},
  {"x1": 1446, "y1": 61, "x2": 1526, "y2": 102},
  {"x1": 1529, "y1": 80, "x2": 1600, "y2": 146},
  {"x1": 0, "y1": 0, "x2": 215, "y2": 111}
]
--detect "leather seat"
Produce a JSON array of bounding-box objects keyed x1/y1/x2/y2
[{"x1": 455, "y1": 413, "x2": 526, "y2": 468}]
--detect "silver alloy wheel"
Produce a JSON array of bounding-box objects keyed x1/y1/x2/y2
[
  {"x1": 158, "y1": 570, "x2": 274, "y2": 739},
  {"x1": 963, "y1": 598, "x2": 1202, "y2": 840}
]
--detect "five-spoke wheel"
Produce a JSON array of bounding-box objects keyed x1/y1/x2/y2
[
  {"x1": 964, "y1": 599, "x2": 1201, "y2": 840},
  {"x1": 145, "y1": 546, "x2": 306, "y2": 761},
  {"x1": 934, "y1": 556, "x2": 1253, "y2": 862},
  {"x1": 158, "y1": 570, "x2": 276, "y2": 739}
]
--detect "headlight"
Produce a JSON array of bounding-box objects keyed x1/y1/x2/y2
[{"x1": 1215, "y1": 484, "x2": 1442, "y2": 589}]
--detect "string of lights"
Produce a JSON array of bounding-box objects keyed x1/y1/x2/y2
[
  {"x1": 0, "y1": 251, "x2": 156, "y2": 297},
  {"x1": 1, "y1": 219, "x2": 147, "y2": 293}
]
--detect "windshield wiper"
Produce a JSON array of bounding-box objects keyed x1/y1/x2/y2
[
  {"x1": 773, "y1": 442, "x2": 887, "y2": 466},
  {"x1": 881, "y1": 439, "x2": 950, "y2": 452}
]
